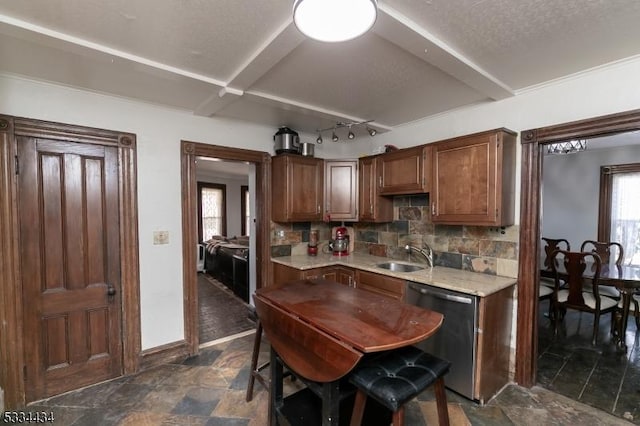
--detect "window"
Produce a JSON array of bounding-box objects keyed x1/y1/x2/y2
[
  {"x1": 598, "y1": 163, "x2": 640, "y2": 266},
  {"x1": 198, "y1": 182, "x2": 226, "y2": 241},
  {"x1": 241, "y1": 185, "x2": 250, "y2": 236}
]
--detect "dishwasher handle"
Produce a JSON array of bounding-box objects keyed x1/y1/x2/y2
[{"x1": 408, "y1": 283, "x2": 473, "y2": 304}]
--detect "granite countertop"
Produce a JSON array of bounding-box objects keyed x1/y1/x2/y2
[{"x1": 271, "y1": 253, "x2": 517, "y2": 297}]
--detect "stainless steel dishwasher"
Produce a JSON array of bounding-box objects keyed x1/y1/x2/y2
[{"x1": 406, "y1": 281, "x2": 478, "y2": 401}]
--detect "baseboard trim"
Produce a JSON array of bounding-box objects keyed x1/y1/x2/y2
[
  {"x1": 199, "y1": 329, "x2": 256, "y2": 350},
  {"x1": 140, "y1": 340, "x2": 190, "y2": 370}
]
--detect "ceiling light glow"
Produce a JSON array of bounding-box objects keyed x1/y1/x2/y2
[{"x1": 293, "y1": 0, "x2": 377, "y2": 43}]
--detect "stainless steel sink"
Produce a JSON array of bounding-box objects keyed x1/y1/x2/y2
[{"x1": 376, "y1": 262, "x2": 425, "y2": 272}]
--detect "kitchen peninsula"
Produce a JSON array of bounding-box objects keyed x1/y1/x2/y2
[
  {"x1": 271, "y1": 253, "x2": 517, "y2": 403},
  {"x1": 272, "y1": 253, "x2": 516, "y2": 297}
]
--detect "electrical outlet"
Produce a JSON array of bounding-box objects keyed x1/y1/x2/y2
[{"x1": 153, "y1": 230, "x2": 169, "y2": 245}]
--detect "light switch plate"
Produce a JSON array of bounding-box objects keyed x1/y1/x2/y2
[{"x1": 153, "y1": 230, "x2": 169, "y2": 245}]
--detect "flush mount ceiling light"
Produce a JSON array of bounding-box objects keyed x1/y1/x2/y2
[
  {"x1": 546, "y1": 139, "x2": 588, "y2": 155},
  {"x1": 293, "y1": 0, "x2": 378, "y2": 43}
]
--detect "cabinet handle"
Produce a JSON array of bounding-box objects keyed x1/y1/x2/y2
[
  {"x1": 431, "y1": 202, "x2": 436, "y2": 215},
  {"x1": 370, "y1": 203, "x2": 373, "y2": 214},
  {"x1": 317, "y1": 204, "x2": 321, "y2": 213},
  {"x1": 378, "y1": 176, "x2": 382, "y2": 188}
]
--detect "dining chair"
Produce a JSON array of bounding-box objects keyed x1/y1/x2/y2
[
  {"x1": 580, "y1": 240, "x2": 625, "y2": 298},
  {"x1": 540, "y1": 238, "x2": 570, "y2": 316},
  {"x1": 580, "y1": 240, "x2": 625, "y2": 266},
  {"x1": 542, "y1": 238, "x2": 571, "y2": 269},
  {"x1": 550, "y1": 250, "x2": 618, "y2": 345}
]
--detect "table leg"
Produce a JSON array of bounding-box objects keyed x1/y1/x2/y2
[
  {"x1": 616, "y1": 292, "x2": 631, "y2": 352},
  {"x1": 320, "y1": 381, "x2": 341, "y2": 426},
  {"x1": 269, "y1": 348, "x2": 283, "y2": 426}
]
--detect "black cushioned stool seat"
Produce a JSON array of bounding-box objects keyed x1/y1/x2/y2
[{"x1": 349, "y1": 345, "x2": 451, "y2": 426}]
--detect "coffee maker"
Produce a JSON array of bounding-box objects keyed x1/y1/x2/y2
[{"x1": 332, "y1": 226, "x2": 349, "y2": 256}]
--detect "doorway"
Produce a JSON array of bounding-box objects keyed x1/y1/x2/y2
[
  {"x1": 180, "y1": 141, "x2": 271, "y2": 353},
  {"x1": 195, "y1": 157, "x2": 256, "y2": 345},
  {"x1": 515, "y1": 108, "x2": 640, "y2": 387}
]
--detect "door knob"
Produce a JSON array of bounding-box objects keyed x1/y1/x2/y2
[{"x1": 107, "y1": 285, "x2": 117, "y2": 297}]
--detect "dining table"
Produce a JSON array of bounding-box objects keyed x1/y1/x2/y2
[
  {"x1": 254, "y1": 278, "x2": 444, "y2": 426},
  {"x1": 540, "y1": 262, "x2": 640, "y2": 351}
]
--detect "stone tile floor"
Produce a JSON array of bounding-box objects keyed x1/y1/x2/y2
[
  {"x1": 28, "y1": 331, "x2": 631, "y2": 425},
  {"x1": 537, "y1": 299, "x2": 640, "y2": 424}
]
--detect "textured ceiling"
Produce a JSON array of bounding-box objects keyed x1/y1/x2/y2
[{"x1": 1, "y1": 0, "x2": 639, "y2": 135}]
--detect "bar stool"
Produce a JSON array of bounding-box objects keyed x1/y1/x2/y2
[
  {"x1": 349, "y1": 345, "x2": 451, "y2": 426},
  {"x1": 245, "y1": 314, "x2": 269, "y2": 402},
  {"x1": 245, "y1": 311, "x2": 294, "y2": 402}
]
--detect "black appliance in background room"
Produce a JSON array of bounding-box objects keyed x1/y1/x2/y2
[
  {"x1": 196, "y1": 243, "x2": 205, "y2": 272},
  {"x1": 232, "y1": 251, "x2": 249, "y2": 303}
]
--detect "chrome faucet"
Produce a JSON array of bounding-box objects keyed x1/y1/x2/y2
[{"x1": 405, "y1": 244, "x2": 433, "y2": 267}]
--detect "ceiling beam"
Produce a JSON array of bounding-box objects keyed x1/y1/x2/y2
[
  {"x1": 374, "y1": 4, "x2": 514, "y2": 101},
  {"x1": 194, "y1": 19, "x2": 305, "y2": 117},
  {"x1": 0, "y1": 15, "x2": 227, "y2": 88},
  {"x1": 243, "y1": 91, "x2": 393, "y2": 133}
]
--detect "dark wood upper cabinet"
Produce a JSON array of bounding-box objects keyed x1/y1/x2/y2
[
  {"x1": 378, "y1": 145, "x2": 431, "y2": 195},
  {"x1": 358, "y1": 155, "x2": 393, "y2": 222},
  {"x1": 272, "y1": 154, "x2": 324, "y2": 222},
  {"x1": 431, "y1": 128, "x2": 516, "y2": 226},
  {"x1": 324, "y1": 159, "x2": 358, "y2": 221}
]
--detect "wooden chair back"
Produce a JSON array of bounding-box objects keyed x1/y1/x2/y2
[
  {"x1": 253, "y1": 294, "x2": 362, "y2": 383},
  {"x1": 541, "y1": 237, "x2": 570, "y2": 268},
  {"x1": 551, "y1": 250, "x2": 602, "y2": 308},
  {"x1": 580, "y1": 240, "x2": 624, "y2": 266}
]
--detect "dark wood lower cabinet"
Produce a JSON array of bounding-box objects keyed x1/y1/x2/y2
[
  {"x1": 273, "y1": 263, "x2": 354, "y2": 287},
  {"x1": 355, "y1": 270, "x2": 405, "y2": 301},
  {"x1": 321, "y1": 266, "x2": 355, "y2": 287},
  {"x1": 474, "y1": 284, "x2": 514, "y2": 402}
]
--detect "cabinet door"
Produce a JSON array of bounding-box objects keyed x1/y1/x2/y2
[
  {"x1": 355, "y1": 270, "x2": 405, "y2": 300},
  {"x1": 358, "y1": 156, "x2": 393, "y2": 222},
  {"x1": 272, "y1": 154, "x2": 324, "y2": 222},
  {"x1": 303, "y1": 267, "x2": 324, "y2": 280},
  {"x1": 321, "y1": 266, "x2": 355, "y2": 286},
  {"x1": 431, "y1": 129, "x2": 515, "y2": 226},
  {"x1": 272, "y1": 262, "x2": 304, "y2": 285},
  {"x1": 379, "y1": 146, "x2": 430, "y2": 195},
  {"x1": 325, "y1": 160, "x2": 358, "y2": 221}
]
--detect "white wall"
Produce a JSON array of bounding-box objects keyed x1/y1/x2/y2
[
  {"x1": 0, "y1": 74, "x2": 310, "y2": 349},
  {"x1": 542, "y1": 145, "x2": 640, "y2": 250},
  {"x1": 2, "y1": 55, "x2": 640, "y2": 351}
]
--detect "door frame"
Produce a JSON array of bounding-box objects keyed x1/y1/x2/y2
[
  {"x1": 0, "y1": 115, "x2": 141, "y2": 408},
  {"x1": 180, "y1": 141, "x2": 271, "y2": 353},
  {"x1": 515, "y1": 108, "x2": 640, "y2": 386}
]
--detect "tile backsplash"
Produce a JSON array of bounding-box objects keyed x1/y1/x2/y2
[{"x1": 271, "y1": 194, "x2": 519, "y2": 278}]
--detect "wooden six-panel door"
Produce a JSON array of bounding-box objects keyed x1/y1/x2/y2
[{"x1": 18, "y1": 137, "x2": 122, "y2": 401}]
